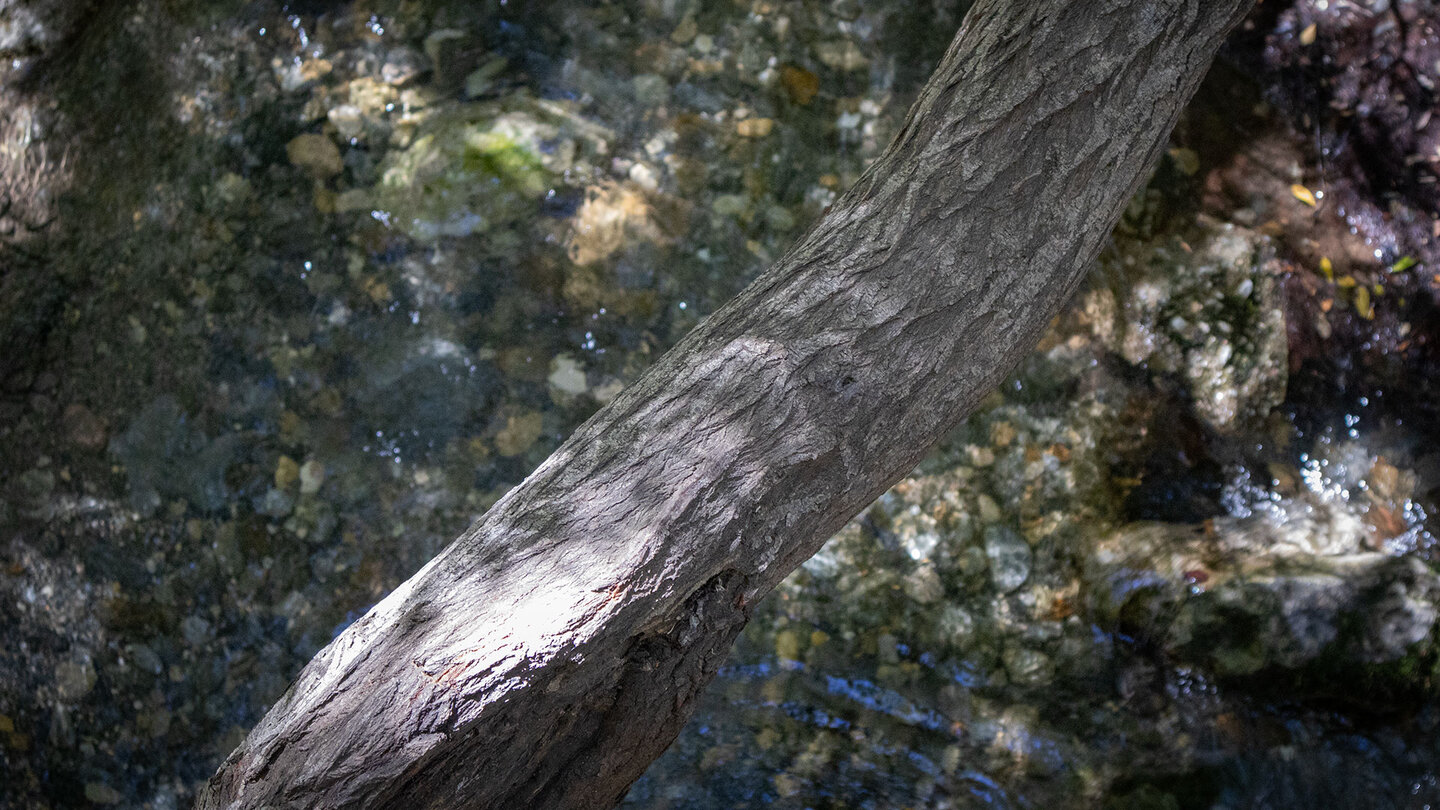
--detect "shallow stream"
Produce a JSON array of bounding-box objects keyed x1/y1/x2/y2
[{"x1": 2, "y1": 1, "x2": 1439, "y2": 808}]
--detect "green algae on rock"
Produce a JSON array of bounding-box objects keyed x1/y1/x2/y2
[{"x1": 365, "y1": 100, "x2": 579, "y2": 241}]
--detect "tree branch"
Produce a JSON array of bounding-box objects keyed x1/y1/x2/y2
[{"x1": 197, "y1": 1, "x2": 1256, "y2": 807}]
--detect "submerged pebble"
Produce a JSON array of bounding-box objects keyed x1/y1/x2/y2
[
  {"x1": 6, "y1": 3, "x2": 1439, "y2": 809},
  {"x1": 286, "y1": 133, "x2": 343, "y2": 179},
  {"x1": 547, "y1": 355, "x2": 588, "y2": 397},
  {"x1": 983, "y1": 525, "x2": 1031, "y2": 593},
  {"x1": 494, "y1": 411, "x2": 544, "y2": 457}
]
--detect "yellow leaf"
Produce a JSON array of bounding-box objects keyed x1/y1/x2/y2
[
  {"x1": 1291, "y1": 184, "x2": 1317, "y2": 207},
  {"x1": 1319, "y1": 256, "x2": 1334, "y2": 281},
  {"x1": 1389, "y1": 255, "x2": 1417, "y2": 273},
  {"x1": 1300, "y1": 23, "x2": 1317, "y2": 46},
  {"x1": 1355, "y1": 286, "x2": 1373, "y2": 319}
]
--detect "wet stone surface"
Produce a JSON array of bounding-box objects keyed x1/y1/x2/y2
[{"x1": 1, "y1": 1, "x2": 1439, "y2": 809}]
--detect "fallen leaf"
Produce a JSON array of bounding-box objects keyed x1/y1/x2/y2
[{"x1": 1354, "y1": 285, "x2": 1373, "y2": 319}]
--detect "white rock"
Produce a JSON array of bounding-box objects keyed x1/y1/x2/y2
[
  {"x1": 548, "y1": 355, "x2": 588, "y2": 396},
  {"x1": 299, "y1": 459, "x2": 325, "y2": 495}
]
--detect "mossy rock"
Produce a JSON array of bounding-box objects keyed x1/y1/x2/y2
[{"x1": 368, "y1": 101, "x2": 566, "y2": 242}]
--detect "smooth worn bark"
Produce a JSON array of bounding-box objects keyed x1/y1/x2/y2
[{"x1": 198, "y1": 1, "x2": 1255, "y2": 808}]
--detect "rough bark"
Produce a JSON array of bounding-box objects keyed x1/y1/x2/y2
[{"x1": 197, "y1": 1, "x2": 1255, "y2": 808}]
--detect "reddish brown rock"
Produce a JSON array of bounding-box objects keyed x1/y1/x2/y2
[{"x1": 62, "y1": 403, "x2": 106, "y2": 450}]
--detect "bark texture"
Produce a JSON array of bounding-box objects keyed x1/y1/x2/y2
[{"x1": 197, "y1": 1, "x2": 1255, "y2": 807}]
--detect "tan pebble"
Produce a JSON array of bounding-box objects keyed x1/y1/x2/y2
[
  {"x1": 312, "y1": 186, "x2": 336, "y2": 213},
  {"x1": 286, "y1": 133, "x2": 343, "y2": 179},
  {"x1": 774, "y1": 629, "x2": 802, "y2": 661},
  {"x1": 363, "y1": 276, "x2": 392, "y2": 305},
  {"x1": 976, "y1": 494, "x2": 1002, "y2": 523},
  {"x1": 735, "y1": 117, "x2": 775, "y2": 138},
  {"x1": 670, "y1": 15, "x2": 698, "y2": 44},
  {"x1": 990, "y1": 421, "x2": 1017, "y2": 447},
  {"x1": 333, "y1": 188, "x2": 370, "y2": 212},
  {"x1": 967, "y1": 445, "x2": 995, "y2": 467},
  {"x1": 1368, "y1": 458, "x2": 1400, "y2": 501},
  {"x1": 301, "y1": 58, "x2": 333, "y2": 83},
  {"x1": 494, "y1": 412, "x2": 544, "y2": 457},
  {"x1": 814, "y1": 40, "x2": 869, "y2": 71},
  {"x1": 275, "y1": 455, "x2": 300, "y2": 489}
]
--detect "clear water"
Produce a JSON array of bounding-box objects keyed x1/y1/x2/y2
[{"x1": 1, "y1": 1, "x2": 1438, "y2": 808}]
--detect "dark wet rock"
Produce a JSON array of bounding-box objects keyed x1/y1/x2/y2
[
  {"x1": 53, "y1": 651, "x2": 95, "y2": 701},
  {"x1": 1360, "y1": 556, "x2": 1440, "y2": 662},
  {"x1": 180, "y1": 615, "x2": 211, "y2": 647},
  {"x1": 286, "y1": 496, "x2": 337, "y2": 545},
  {"x1": 13, "y1": 466, "x2": 54, "y2": 516},
  {"x1": 1001, "y1": 644, "x2": 1053, "y2": 686},
  {"x1": 381, "y1": 44, "x2": 426, "y2": 86},
  {"x1": 670, "y1": 81, "x2": 726, "y2": 113},
  {"x1": 256, "y1": 487, "x2": 294, "y2": 518},
  {"x1": 0, "y1": 0, "x2": 87, "y2": 60},
  {"x1": 126, "y1": 643, "x2": 162, "y2": 675},
  {"x1": 350, "y1": 339, "x2": 501, "y2": 459},
  {"x1": 423, "y1": 28, "x2": 477, "y2": 89},
  {"x1": 109, "y1": 396, "x2": 240, "y2": 514},
  {"x1": 84, "y1": 782, "x2": 122, "y2": 804}
]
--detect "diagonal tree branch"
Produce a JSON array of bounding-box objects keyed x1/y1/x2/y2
[{"x1": 197, "y1": 1, "x2": 1255, "y2": 807}]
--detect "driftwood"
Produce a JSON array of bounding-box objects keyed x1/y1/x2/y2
[{"x1": 197, "y1": 0, "x2": 1255, "y2": 807}]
